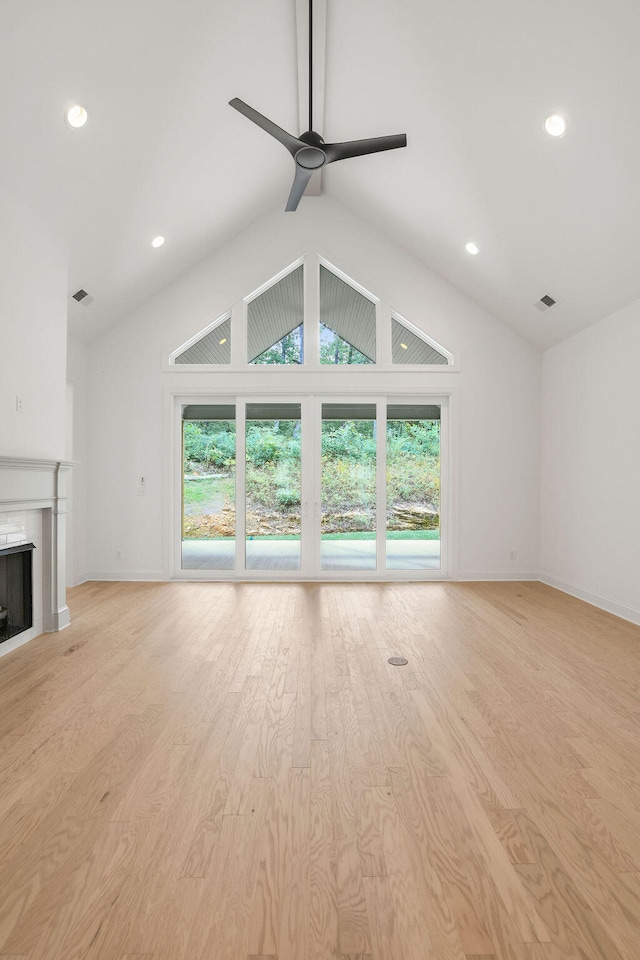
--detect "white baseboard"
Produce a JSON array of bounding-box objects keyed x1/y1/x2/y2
[
  {"x1": 453, "y1": 570, "x2": 539, "y2": 582},
  {"x1": 50, "y1": 606, "x2": 71, "y2": 631},
  {"x1": 539, "y1": 573, "x2": 640, "y2": 627},
  {"x1": 86, "y1": 570, "x2": 166, "y2": 582},
  {"x1": 86, "y1": 569, "x2": 540, "y2": 585}
]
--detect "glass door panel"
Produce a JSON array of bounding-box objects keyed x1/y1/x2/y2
[
  {"x1": 181, "y1": 404, "x2": 236, "y2": 570},
  {"x1": 245, "y1": 402, "x2": 302, "y2": 571},
  {"x1": 320, "y1": 403, "x2": 377, "y2": 571},
  {"x1": 386, "y1": 404, "x2": 441, "y2": 570}
]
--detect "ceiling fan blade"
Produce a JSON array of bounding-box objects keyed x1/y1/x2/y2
[
  {"x1": 285, "y1": 164, "x2": 314, "y2": 212},
  {"x1": 229, "y1": 98, "x2": 303, "y2": 156},
  {"x1": 324, "y1": 133, "x2": 407, "y2": 164}
]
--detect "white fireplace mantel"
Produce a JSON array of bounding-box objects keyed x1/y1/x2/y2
[{"x1": 0, "y1": 455, "x2": 74, "y2": 638}]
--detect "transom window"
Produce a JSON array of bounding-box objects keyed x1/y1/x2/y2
[{"x1": 170, "y1": 257, "x2": 452, "y2": 367}]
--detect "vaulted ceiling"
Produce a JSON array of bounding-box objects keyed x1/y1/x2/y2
[{"x1": 2, "y1": 0, "x2": 639, "y2": 350}]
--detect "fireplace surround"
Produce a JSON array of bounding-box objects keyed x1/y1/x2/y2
[{"x1": 0, "y1": 456, "x2": 72, "y2": 656}]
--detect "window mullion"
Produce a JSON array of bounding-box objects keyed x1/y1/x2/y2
[
  {"x1": 377, "y1": 300, "x2": 391, "y2": 366},
  {"x1": 376, "y1": 398, "x2": 387, "y2": 572},
  {"x1": 305, "y1": 256, "x2": 320, "y2": 366},
  {"x1": 235, "y1": 400, "x2": 246, "y2": 571},
  {"x1": 231, "y1": 301, "x2": 245, "y2": 366}
]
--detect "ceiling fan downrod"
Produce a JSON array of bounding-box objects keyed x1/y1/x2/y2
[{"x1": 308, "y1": 0, "x2": 313, "y2": 134}]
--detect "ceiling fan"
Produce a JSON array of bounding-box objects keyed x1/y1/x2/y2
[{"x1": 229, "y1": 0, "x2": 407, "y2": 212}]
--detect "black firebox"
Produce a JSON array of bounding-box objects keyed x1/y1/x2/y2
[{"x1": 0, "y1": 543, "x2": 35, "y2": 643}]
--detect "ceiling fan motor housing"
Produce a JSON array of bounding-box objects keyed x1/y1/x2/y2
[{"x1": 295, "y1": 130, "x2": 326, "y2": 169}]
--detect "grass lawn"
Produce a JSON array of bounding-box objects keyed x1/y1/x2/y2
[
  {"x1": 187, "y1": 530, "x2": 440, "y2": 541},
  {"x1": 322, "y1": 530, "x2": 439, "y2": 540}
]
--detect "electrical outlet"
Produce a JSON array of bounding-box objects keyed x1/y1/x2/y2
[
  {"x1": 15, "y1": 395, "x2": 23, "y2": 413},
  {"x1": 116, "y1": 550, "x2": 122, "y2": 561},
  {"x1": 136, "y1": 476, "x2": 146, "y2": 496},
  {"x1": 509, "y1": 549, "x2": 516, "y2": 560}
]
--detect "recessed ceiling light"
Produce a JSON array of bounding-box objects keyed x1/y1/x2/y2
[
  {"x1": 219, "y1": 338, "x2": 227, "y2": 345},
  {"x1": 465, "y1": 241, "x2": 479, "y2": 255},
  {"x1": 151, "y1": 236, "x2": 165, "y2": 248},
  {"x1": 400, "y1": 342, "x2": 408, "y2": 349},
  {"x1": 544, "y1": 114, "x2": 567, "y2": 138},
  {"x1": 65, "y1": 104, "x2": 88, "y2": 128}
]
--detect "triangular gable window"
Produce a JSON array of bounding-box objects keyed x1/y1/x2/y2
[
  {"x1": 174, "y1": 316, "x2": 231, "y2": 364},
  {"x1": 248, "y1": 265, "x2": 304, "y2": 364},
  {"x1": 171, "y1": 259, "x2": 453, "y2": 368},
  {"x1": 319, "y1": 265, "x2": 375, "y2": 364},
  {"x1": 392, "y1": 315, "x2": 450, "y2": 365}
]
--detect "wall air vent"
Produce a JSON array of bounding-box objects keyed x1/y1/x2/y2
[
  {"x1": 534, "y1": 294, "x2": 557, "y2": 312},
  {"x1": 71, "y1": 289, "x2": 94, "y2": 305}
]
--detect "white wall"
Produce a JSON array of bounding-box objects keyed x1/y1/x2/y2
[
  {"x1": 86, "y1": 197, "x2": 541, "y2": 580},
  {"x1": 66, "y1": 336, "x2": 90, "y2": 585},
  {"x1": 541, "y1": 298, "x2": 640, "y2": 623},
  {"x1": 0, "y1": 190, "x2": 67, "y2": 459}
]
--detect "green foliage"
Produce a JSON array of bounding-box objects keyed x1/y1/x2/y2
[
  {"x1": 387, "y1": 458, "x2": 440, "y2": 508},
  {"x1": 251, "y1": 326, "x2": 303, "y2": 365},
  {"x1": 319, "y1": 325, "x2": 372, "y2": 364},
  {"x1": 239, "y1": 419, "x2": 302, "y2": 515},
  {"x1": 386, "y1": 420, "x2": 440, "y2": 509},
  {"x1": 321, "y1": 421, "x2": 376, "y2": 462},
  {"x1": 322, "y1": 530, "x2": 440, "y2": 541},
  {"x1": 276, "y1": 488, "x2": 301, "y2": 507},
  {"x1": 320, "y1": 459, "x2": 377, "y2": 510},
  {"x1": 246, "y1": 456, "x2": 301, "y2": 508},
  {"x1": 183, "y1": 421, "x2": 235, "y2": 468},
  {"x1": 245, "y1": 422, "x2": 300, "y2": 465},
  {"x1": 183, "y1": 422, "x2": 211, "y2": 464},
  {"x1": 245, "y1": 430, "x2": 282, "y2": 465},
  {"x1": 387, "y1": 420, "x2": 440, "y2": 459},
  {"x1": 183, "y1": 416, "x2": 440, "y2": 533}
]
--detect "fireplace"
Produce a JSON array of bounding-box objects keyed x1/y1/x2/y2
[
  {"x1": 0, "y1": 543, "x2": 35, "y2": 643},
  {"x1": 0, "y1": 456, "x2": 72, "y2": 656}
]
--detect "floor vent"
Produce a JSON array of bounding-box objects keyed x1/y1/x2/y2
[{"x1": 534, "y1": 294, "x2": 557, "y2": 312}]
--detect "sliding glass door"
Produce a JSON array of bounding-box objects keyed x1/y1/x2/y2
[
  {"x1": 320, "y1": 403, "x2": 377, "y2": 571},
  {"x1": 245, "y1": 403, "x2": 302, "y2": 571},
  {"x1": 181, "y1": 404, "x2": 236, "y2": 571},
  {"x1": 386, "y1": 404, "x2": 441, "y2": 571},
  {"x1": 179, "y1": 396, "x2": 444, "y2": 578}
]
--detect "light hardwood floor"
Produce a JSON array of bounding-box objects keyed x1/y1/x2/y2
[{"x1": 1, "y1": 580, "x2": 640, "y2": 959}]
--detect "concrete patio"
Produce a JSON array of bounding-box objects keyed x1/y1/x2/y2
[{"x1": 181, "y1": 537, "x2": 441, "y2": 572}]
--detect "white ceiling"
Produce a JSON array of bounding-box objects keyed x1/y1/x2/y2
[{"x1": 2, "y1": 0, "x2": 640, "y2": 350}]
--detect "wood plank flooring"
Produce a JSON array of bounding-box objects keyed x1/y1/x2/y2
[{"x1": 1, "y1": 580, "x2": 640, "y2": 959}]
